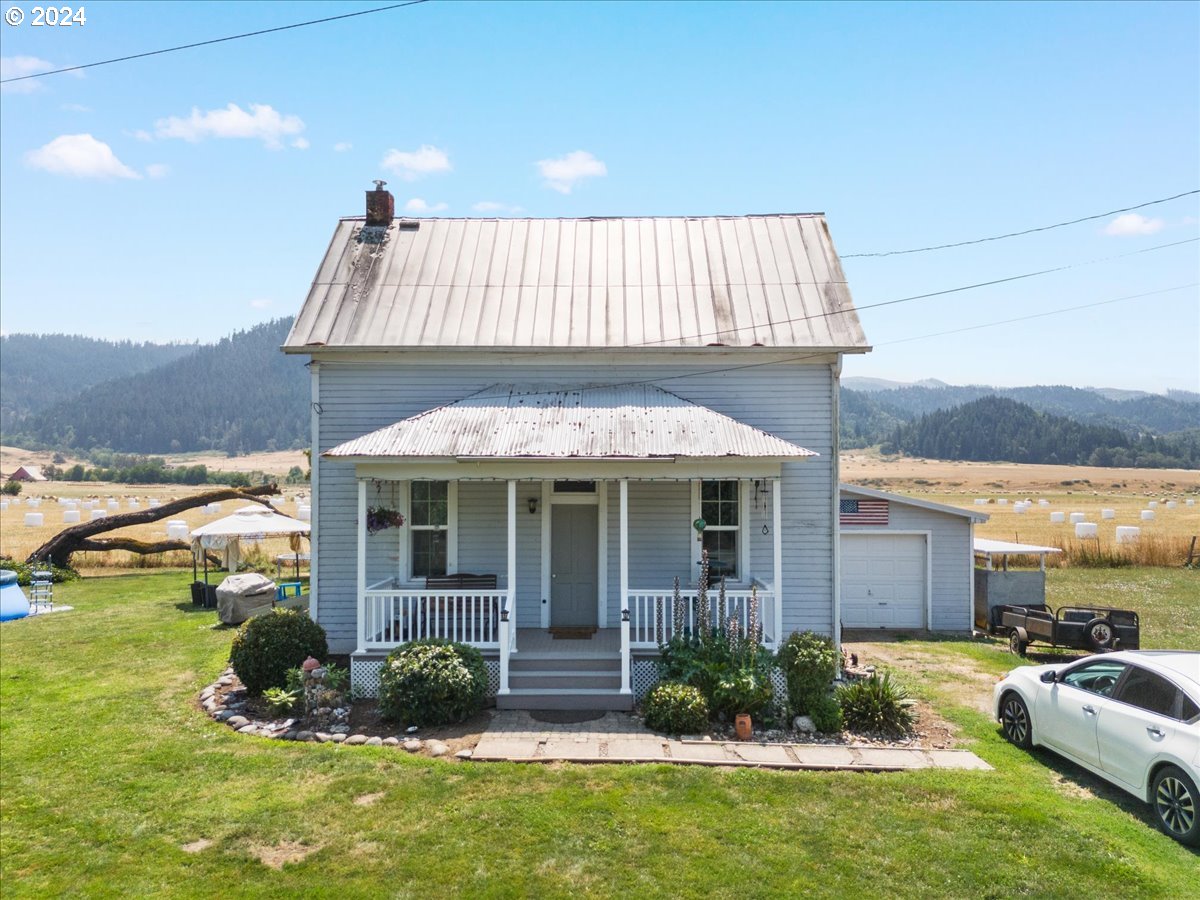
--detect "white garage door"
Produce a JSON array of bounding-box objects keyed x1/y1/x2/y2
[{"x1": 841, "y1": 533, "x2": 926, "y2": 628}]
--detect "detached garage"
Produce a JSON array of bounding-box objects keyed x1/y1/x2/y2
[{"x1": 839, "y1": 484, "x2": 988, "y2": 633}]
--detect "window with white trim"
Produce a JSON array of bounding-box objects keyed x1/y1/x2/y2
[
  {"x1": 700, "y1": 480, "x2": 739, "y2": 579},
  {"x1": 410, "y1": 481, "x2": 449, "y2": 578}
]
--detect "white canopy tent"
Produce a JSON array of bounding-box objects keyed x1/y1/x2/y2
[{"x1": 190, "y1": 505, "x2": 311, "y2": 578}]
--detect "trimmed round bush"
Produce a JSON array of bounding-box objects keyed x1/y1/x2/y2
[
  {"x1": 378, "y1": 639, "x2": 486, "y2": 726},
  {"x1": 229, "y1": 608, "x2": 328, "y2": 695},
  {"x1": 642, "y1": 682, "x2": 710, "y2": 734},
  {"x1": 777, "y1": 630, "x2": 838, "y2": 716},
  {"x1": 808, "y1": 692, "x2": 844, "y2": 734},
  {"x1": 836, "y1": 672, "x2": 915, "y2": 735}
]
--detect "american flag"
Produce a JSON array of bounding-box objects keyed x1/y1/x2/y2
[{"x1": 840, "y1": 498, "x2": 888, "y2": 526}]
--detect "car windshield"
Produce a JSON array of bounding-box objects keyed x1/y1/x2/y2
[{"x1": 1060, "y1": 660, "x2": 1127, "y2": 697}]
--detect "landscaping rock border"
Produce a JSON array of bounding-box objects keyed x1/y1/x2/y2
[{"x1": 200, "y1": 668, "x2": 444, "y2": 754}]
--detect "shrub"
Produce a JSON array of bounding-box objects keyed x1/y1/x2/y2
[
  {"x1": 808, "y1": 692, "x2": 844, "y2": 734},
  {"x1": 229, "y1": 609, "x2": 328, "y2": 694},
  {"x1": 711, "y1": 668, "x2": 773, "y2": 720},
  {"x1": 377, "y1": 639, "x2": 486, "y2": 726},
  {"x1": 0, "y1": 558, "x2": 79, "y2": 587},
  {"x1": 2, "y1": 481, "x2": 21, "y2": 496},
  {"x1": 777, "y1": 630, "x2": 838, "y2": 716},
  {"x1": 643, "y1": 682, "x2": 709, "y2": 734},
  {"x1": 836, "y1": 672, "x2": 915, "y2": 735}
]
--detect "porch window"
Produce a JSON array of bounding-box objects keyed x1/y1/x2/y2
[
  {"x1": 700, "y1": 480, "x2": 739, "y2": 579},
  {"x1": 410, "y1": 481, "x2": 449, "y2": 578}
]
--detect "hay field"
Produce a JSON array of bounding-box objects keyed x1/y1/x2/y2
[
  {"x1": 1, "y1": 444, "x2": 306, "y2": 479},
  {"x1": 0, "y1": 481, "x2": 310, "y2": 573}
]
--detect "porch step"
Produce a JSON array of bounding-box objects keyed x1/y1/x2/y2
[
  {"x1": 509, "y1": 671, "x2": 622, "y2": 690},
  {"x1": 510, "y1": 656, "x2": 621, "y2": 673},
  {"x1": 496, "y1": 688, "x2": 634, "y2": 711}
]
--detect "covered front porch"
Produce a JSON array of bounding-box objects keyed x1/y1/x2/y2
[{"x1": 328, "y1": 384, "x2": 814, "y2": 706}]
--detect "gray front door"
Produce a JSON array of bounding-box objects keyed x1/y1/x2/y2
[{"x1": 550, "y1": 505, "x2": 598, "y2": 627}]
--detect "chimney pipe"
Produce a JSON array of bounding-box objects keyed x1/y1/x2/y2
[{"x1": 365, "y1": 180, "x2": 394, "y2": 226}]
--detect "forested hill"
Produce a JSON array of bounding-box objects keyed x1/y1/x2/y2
[
  {"x1": 841, "y1": 380, "x2": 1200, "y2": 436},
  {"x1": 0, "y1": 334, "x2": 195, "y2": 432},
  {"x1": 889, "y1": 396, "x2": 1200, "y2": 469},
  {"x1": 10, "y1": 318, "x2": 308, "y2": 454}
]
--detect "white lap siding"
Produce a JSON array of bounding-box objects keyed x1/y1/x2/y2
[{"x1": 314, "y1": 360, "x2": 836, "y2": 652}]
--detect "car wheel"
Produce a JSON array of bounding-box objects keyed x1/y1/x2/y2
[
  {"x1": 1008, "y1": 629, "x2": 1027, "y2": 656},
  {"x1": 1000, "y1": 692, "x2": 1032, "y2": 749},
  {"x1": 1084, "y1": 618, "x2": 1115, "y2": 651},
  {"x1": 1152, "y1": 765, "x2": 1200, "y2": 847}
]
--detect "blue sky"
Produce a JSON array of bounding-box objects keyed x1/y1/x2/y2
[{"x1": 1, "y1": 0, "x2": 1197, "y2": 393}]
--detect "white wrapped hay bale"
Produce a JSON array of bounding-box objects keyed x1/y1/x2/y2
[
  {"x1": 1038, "y1": 499, "x2": 1050, "y2": 507},
  {"x1": 1050, "y1": 512, "x2": 1066, "y2": 523},
  {"x1": 1075, "y1": 522, "x2": 1098, "y2": 539},
  {"x1": 1116, "y1": 526, "x2": 1140, "y2": 544},
  {"x1": 90, "y1": 509, "x2": 106, "y2": 520},
  {"x1": 1101, "y1": 509, "x2": 1115, "y2": 520},
  {"x1": 166, "y1": 520, "x2": 189, "y2": 540},
  {"x1": 1069, "y1": 512, "x2": 1085, "y2": 524},
  {"x1": 997, "y1": 499, "x2": 1008, "y2": 505},
  {"x1": 1187, "y1": 499, "x2": 1195, "y2": 507},
  {"x1": 204, "y1": 503, "x2": 221, "y2": 515},
  {"x1": 298, "y1": 505, "x2": 311, "y2": 521},
  {"x1": 1148, "y1": 500, "x2": 1158, "y2": 508},
  {"x1": 973, "y1": 498, "x2": 988, "y2": 506},
  {"x1": 106, "y1": 499, "x2": 119, "y2": 511},
  {"x1": 1165, "y1": 501, "x2": 1178, "y2": 510},
  {"x1": 63, "y1": 509, "x2": 81, "y2": 524},
  {"x1": 128, "y1": 498, "x2": 140, "y2": 509},
  {"x1": 1141, "y1": 510, "x2": 1156, "y2": 521},
  {"x1": 148, "y1": 499, "x2": 161, "y2": 508},
  {"x1": 0, "y1": 500, "x2": 8, "y2": 512},
  {"x1": 24, "y1": 512, "x2": 44, "y2": 527},
  {"x1": 27, "y1": 498, "x2": 41, "y2": 507}
]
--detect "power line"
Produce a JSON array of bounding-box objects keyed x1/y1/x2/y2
[
  {"x1": 842, "y1": 189, "x2": 1200, "y2": 258},
  {"x1": 636, "y1": 236, "x2": 1199, "y2": 347},
  {"x1": 469, "y1": 283, "x2": 1197, "y2": 401},
  {"x1": 0, "y1": 1, "x2": 432, "y2": 84},
  {"x1": 877, "y1": 283, "x2": 1199, "y2": 347}
]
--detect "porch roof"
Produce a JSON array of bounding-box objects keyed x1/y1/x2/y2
[{"x1": 325, "y1": 384, "x2": 818, "y2": 461}]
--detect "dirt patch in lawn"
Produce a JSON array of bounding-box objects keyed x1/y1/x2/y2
[
  {"x1": 250, "y1": 839, "x2": 319, "y2": 869},
  {"x1": 844, "y1": 640, "x2": 998, "y2": 725},
  {"x1": 180, "y1": 839, "x2": 212, "y2": 854}
]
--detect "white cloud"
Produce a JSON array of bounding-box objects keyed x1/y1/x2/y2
[
  {"x1": 381, "y1": 144, "x2": 452, "y2": 180},
  {"x1": 1103, "y1": 213, "x2": 1165, "y2": 236},
  {"x1": 145, "y1": 163, "x2": 170, "y2": 179},
  {"x1": 154, "y1": 103, "x2": 305, "y2": 149},
  {"x1": 249, "y1": 298, "x2": 273, "y2": 309},
  {"x1": 130, "y1": 129, "x2": 153, "y2": 142},
  {"x1": 25, "y1": 134, "x2": 140, "y2": 179},
  {"x1": 333, "y1": 141, "x2": 353, "y2": 152},
  {"x1": 62, "y1": 103, "x2": 91, "y2": 113},
  {"x1": 472, "y1": 200, "x2": 524, "y2": 214},
  {"x1": 291, "y1": 137, "x2": 310, "y2": 150},
  {"x1": 1, "y1": 56, "x2": 54, "y2": 93},
  {"x1": 537, "y1": 150, "x2": 607, "y2": 194},
  {"x1": 404, "y1": 198, "x2": 448, "y2": 213}
]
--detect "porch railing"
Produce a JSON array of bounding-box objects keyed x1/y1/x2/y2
[
  {"x1": 626, "y1": 586, "x2": 776, "y2": 649},
  {"x1": 362, "y1": 580, "x2": 508, "y2": 650}
]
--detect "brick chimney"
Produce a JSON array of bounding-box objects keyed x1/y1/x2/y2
[{"x1": 365, "y1": 180, "x2": 394, "y2": 226}]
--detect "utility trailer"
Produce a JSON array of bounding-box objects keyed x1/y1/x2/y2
[{"x1": 992, "y1": 604, "x2": 1140, "y2": 655}]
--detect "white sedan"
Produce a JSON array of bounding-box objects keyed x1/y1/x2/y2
[{"x1": 993, "y1": 650, "x2": 1200, "y2": 846}]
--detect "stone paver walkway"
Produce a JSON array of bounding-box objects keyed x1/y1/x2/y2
[{"x1": 472, "y1": 711, "x2": 991, "y2": 771}]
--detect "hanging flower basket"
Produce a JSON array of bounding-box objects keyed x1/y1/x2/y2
[{"x1": 366, "y1": 506, "x2": 405, "y2": 534}]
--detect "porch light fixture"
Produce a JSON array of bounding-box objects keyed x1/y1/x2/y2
[{"x1": 528, "y1": 497, "x2": 539, "y2": 514}]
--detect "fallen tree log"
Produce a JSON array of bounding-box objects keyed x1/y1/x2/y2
[{"x1": 25, "y1": 484, "x2": 280, "y2": 568}]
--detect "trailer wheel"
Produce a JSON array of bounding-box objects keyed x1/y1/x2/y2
[
  {"x1": 1085, "y1": 618, "x2": 1115, "y2": 651},
  {"x1": 1009, "y1": 628, "x2": 1028, "y2": 656}
]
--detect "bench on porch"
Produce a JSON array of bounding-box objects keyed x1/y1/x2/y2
[{"x1": 425, "y1": 573, "x2": 498, "y2": 590}]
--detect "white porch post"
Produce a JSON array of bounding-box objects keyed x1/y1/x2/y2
[
  {"x1": 619, "y1": 479, "x2": 631, "y2": 695},
  {"x1": 356, "y1": 479, "x2": 367, "y2": 653},
  {"x1": 773, "y1": 476, "x2": 783, "y2": 646}
]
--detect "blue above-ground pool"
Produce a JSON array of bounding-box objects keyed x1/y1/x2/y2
[{"x1": 0, "y1": 570, "x2": 30, "y2": 621}]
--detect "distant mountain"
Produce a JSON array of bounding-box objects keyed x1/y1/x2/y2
[
  {"x1": 9, "y1": 318, "x2": 308, "y2": 454},
  {"x1": 842, "y1": 382, "x2": 1200, "y2": 437},
  {"x1": 890, "y1": 396, "x2": 1199, "y2": 469},
  {"x1": 0, "y1": 334, "x2": 195, "y2": 433},
  {"x1": 841, "y1": 377, "x2": 949, "y2": 391}
]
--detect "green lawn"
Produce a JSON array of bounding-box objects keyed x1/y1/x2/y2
[{"x1": 2, "y1": 570, "x2": 1197, "y2": 897}]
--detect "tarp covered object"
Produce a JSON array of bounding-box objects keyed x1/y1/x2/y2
[
  {"x1": 216, "y1": 572, "x2": 276, "y2": 625},
  {"x1": 190, "y1": 505, "x2": 310, "y2": 573}
]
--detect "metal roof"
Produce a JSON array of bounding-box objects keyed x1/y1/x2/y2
[
  {"x1": 284, "y1": 215, "x2": 869, "y2": 351},
  {"x1": 325, "y1": 384, "x2": 819, "y2": 460},
  {"x1": 973, "y1": 538, "x2": 1061, "y2": 556},
  {"x1": 839, "y1": 484, "x2": 990, "y2": 522}
]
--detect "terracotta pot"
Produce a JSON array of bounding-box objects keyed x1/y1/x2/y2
[{"x1": 734, "y1": 713, "x2": 752, "y2": 741}]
